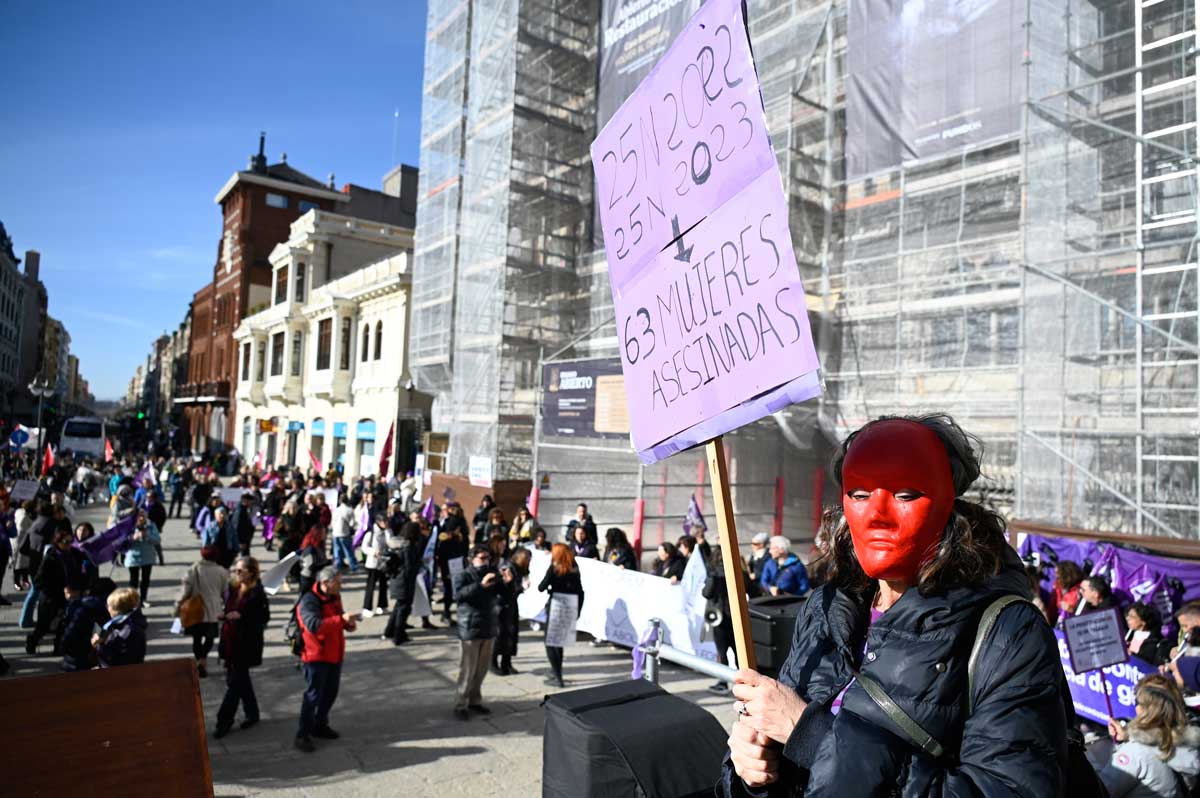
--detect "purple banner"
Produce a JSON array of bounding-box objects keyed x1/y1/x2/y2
[
  {"x1": 1056, "y1": 629, "x2": 1156, "y2": 724},
  {"x1": 591, "y1": 0, "x2": 821, "y2": 461},
  {"x1": 75, "y1": 515, "x2": 136, "y2": 566}
]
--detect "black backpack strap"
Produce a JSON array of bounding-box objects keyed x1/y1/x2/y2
[{"x1": 854, "y1": 670, "x2": 946, "y2": 759}]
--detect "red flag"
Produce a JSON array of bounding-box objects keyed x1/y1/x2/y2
[
  {"x1": 41, "y1": 443, "x2": 55, "y2": 477},
  {"x1": 378, "y1": 422, "x2": 394, "y2": 477},
  {"x1": 104, "y1": 438, "x2": 114, "y2": 463},
  {"x1": 307, "y1": 448, "x2": 323, "y2": 473}
]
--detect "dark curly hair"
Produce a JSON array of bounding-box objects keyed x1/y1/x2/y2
[{"x1": 809, "y1": 414, "x2": 1008, "y2": 596}]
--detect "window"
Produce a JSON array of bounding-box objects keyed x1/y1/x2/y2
[
  {"x1": 240, "y1": 343, "x2": 250, "y2": 381},
  {"x1": 274, "y1": 265, "x2": 288, "y2": 305},
  {"x1": 291, "y1": 331, "x2": 303, "y2": 376},
  {"x1": 295, "y1": 264, "x2": 306, "y2": 304},
  {"x1": 270, "y1": 332, "x2": 285, "y2": 376},
  {"x1": 317, "y1": 319, "x2": 332, "y2": 370},
  {"x1": 339, "y1": 317, "x2": 352, "y2": 370},
  {"x1": 361, "y1": 324, "x2": 370, "y2": 362},
  {"x1": 374, "y1": 321, "x2": 383, "y2": 360},
  {"x1": 256, "y1": 342, "x2": 266, "y2": 381},
  {"x1": 299, "y1": 200, "x2": 319, "y2": 213},
  {"x1": 266, "y1": 193, "x2": 288, "y2": 209}
]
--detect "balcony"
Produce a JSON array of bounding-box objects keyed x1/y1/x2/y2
[
  {"x1": 236, "y1": 376, "x2": 265, "y2": 406},
  {"x1": 305, "y1": 368, "x2": 352, "y2": 404},
  {"x1": 173, "y1": 380, "x2": 230, "y2": 405},
  {"x1": 264, "y1": 374, "x2": 302, "y2": 405}
]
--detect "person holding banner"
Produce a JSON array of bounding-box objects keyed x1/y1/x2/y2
[
  {"x1": 724, "y1": 415, "x2": 1081, "y2": 797},
  {"x1": 538, "y1": 543, "x2": 584, "y2": 688}
]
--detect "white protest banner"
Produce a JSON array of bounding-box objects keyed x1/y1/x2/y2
[
  {"x1": 468, "y1": 456, "x2": 493, "y2": 488},
  {"x1": 306, "y1": 488, "x2": 339, "y2": 509},
  {"x1": 519, "y1": 549, "x2": 715, "y2": 659},
  {"x1": 412, "y1": 573, "x2": 432, "y2": 619},
  {"x1": 448, "y1": 557, "x2": 465, "y2": 599},
  {"x1": 10, "y1": 479, "x2": 38, "y2": 502},
  {"x1": 217, "y1": 487, "x2": 246, "y2": 507},
  {"x1": 545, "y1": 593, "x2": 580, "y2": 648},
  {"x1": 262, "y1": 552, "x2": 300, "y2": 596},
  {"x1": 1064, "y1": 609, "x2": 1128, "y2": 674}
]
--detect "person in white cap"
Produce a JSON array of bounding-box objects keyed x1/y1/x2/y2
[{"x1": 747, "y1": 532, "x2": 771, "y2": 590}]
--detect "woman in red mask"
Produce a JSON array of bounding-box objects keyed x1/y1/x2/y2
[{"x1": 722, "y1": 414, "x2": 1081, "y2": 797}]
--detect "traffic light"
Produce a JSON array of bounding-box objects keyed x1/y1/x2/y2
[{"x1": 137, "y1": 411, "x2": 145, "y2": 420}]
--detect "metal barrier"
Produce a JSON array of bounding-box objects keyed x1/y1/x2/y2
[{"x1": 637, "y1": 618, "x2": 738, "y2": 685}]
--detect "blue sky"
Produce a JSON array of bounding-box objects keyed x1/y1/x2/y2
[{"x1": 0, "y1": 1, "x2": 428, "y2": 399}]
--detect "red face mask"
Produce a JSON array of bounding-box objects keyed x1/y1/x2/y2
[{"x1": 841, "y1": 420, "x2": 956, "y2": 583}]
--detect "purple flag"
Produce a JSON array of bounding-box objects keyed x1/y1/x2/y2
[
  {"x1": 683, "y1": 494, "x2": 707, "y2": 536},
  {"x1": 75, "y1": 515, "x2": 136, "y2": 566},
  {"x1": 420, "y1": 497, "x2": 436, "y2": 524}
]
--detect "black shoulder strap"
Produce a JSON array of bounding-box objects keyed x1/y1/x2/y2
[{"x1": 968, "y1": 594, "x2": 1032, "y2": 715}]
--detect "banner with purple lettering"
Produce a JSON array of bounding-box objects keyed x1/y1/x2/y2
[
  {"x1": 591, "y1": 0, "x2": 821, "y2": 464},
  {"x1": 1056, "y1": 629, "x2": 1156, "y2": 724}
]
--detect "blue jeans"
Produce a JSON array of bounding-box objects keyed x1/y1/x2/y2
[
  {"x1": 20, "y1": 585, "x2": 40, "y2": 629},
  {"x1": 298, "y1": 661, "x2": 341, "y2": 738},
  {"x1": 332, "y1": 537, "x2": 357, "y2": 572}
]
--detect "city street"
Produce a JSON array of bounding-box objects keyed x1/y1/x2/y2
[{"x1": 0, "y1": 502, "x2": 737, "y2": 797}]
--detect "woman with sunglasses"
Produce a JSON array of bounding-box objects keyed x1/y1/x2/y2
[{"x1": 214, "y1": 556, "x2": 271, "y2": 739}]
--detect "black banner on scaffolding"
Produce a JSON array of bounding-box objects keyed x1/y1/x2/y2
[{"x1": 846, "y1": 0, "x2": 1024, "y2": 179}]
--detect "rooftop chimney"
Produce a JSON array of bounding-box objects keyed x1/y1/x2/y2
[
  {"x1": 328, "y1": 173, "x2": 336, "y2": 189},
  {"x1": 280, "y1": 152, "x2": 287, "y2": 163},
  {"x1": 250, "y1": 131, "x2": 268, "y2": 174},
  {"x1": 24, "y1": 250, "x2": 40, "y2": 280}
]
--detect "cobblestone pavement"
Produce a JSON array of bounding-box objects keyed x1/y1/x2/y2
[{"x1": 1, "y1": 501, "x2": 738, "y2": 797}]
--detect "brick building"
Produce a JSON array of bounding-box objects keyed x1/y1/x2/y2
[{"x1": 178, "y1": 135, "x2": 348, "y2": 453}]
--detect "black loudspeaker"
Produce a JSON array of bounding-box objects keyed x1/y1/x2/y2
[
  {"x1": 747, "y1": 594, "x2": 806, "y2": 678},
  {"x1": 542, "y1": 680, "x2": 729, "y2": 798}
]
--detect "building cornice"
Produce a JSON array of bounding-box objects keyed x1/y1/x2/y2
[{"x1": 214, "y1": 172, "x2": 350, "y2": 206}]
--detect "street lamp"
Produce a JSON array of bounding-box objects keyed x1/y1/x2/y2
[{"x1": 28, "y1": 378, "x2": 54, "y2": 470}]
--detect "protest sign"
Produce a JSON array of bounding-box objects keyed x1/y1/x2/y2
[
  {"x1": 591, "y1": 0, "x2": 820, "y2": 462},
  {"x1": 546, "y1": 593, "x2": 581, "y2": 648},
  {"x1": 262, "y1": 552, "x2": 299, "y2": 596},
  {"x1": 217, "y1": 487, "x2": 245, "y2": 507},
  {"x1": 412, "y1": 574, "x2": 432, "y2": 619},
  {"x1": 448, "y1": 558, "x2": 465, "y2": 599},
  {"x1": 10, "y1": 479, "x2": 38, "y2": 502},
  {"x1": 1056, "y1": 629, "x2": 1154, "y2": 723},
  {"x1": 1064, "y1": 609, "x2": 1127, "y2": 673},
  {"x1": 305, "y1": 488, "x2": 339, "y2": 510}
]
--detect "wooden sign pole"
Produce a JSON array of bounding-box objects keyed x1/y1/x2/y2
[{"x1": 706, "y1": 435, "x2": 757, "y2": 671}]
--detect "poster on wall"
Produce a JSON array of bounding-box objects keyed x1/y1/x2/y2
[
  {"x1": 846, "y1": 0, "x2": 1023, "y2": 178},
  {"x1": 542, "y1": 358, "x2": 630, "y2": 439}
]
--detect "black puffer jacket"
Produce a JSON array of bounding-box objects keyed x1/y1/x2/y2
[
  {"x1": 722, "y1": 547, "x2": 1071, "y2": 798},
  {"x1": 454, "y1": 564, "x2": 498, "y2": 641}
]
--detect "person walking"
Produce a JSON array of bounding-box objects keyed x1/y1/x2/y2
[
  {"x1": 295, "y1": 566, "x2": 356, "y2": 752},
  {"x1": 26, "y1": 524, "x2": 89, "y2": 655},
  {"x1": 383, "y1": 519, "x2": 423, "y2": 645},
  {"x1": 201, "y1": 505, "x2": 239, "y2": 569},
  {"x1": 215, "y1": 556, "x2": 270, "y2": 738},
  {"x1": 453, "y1": 545, "x2": 500, "y2": 720},
  {"x1": 359, "y1": 513, "x2": 391, "y2": 618},
  {"x1": 230, "y1": 493, "x2": 257, "y2": 558},
  {"x1": 330, "y1": 496, "x2": 358, "y2": 573},
  {"x1": 123, "y1": 511, "x2": 161, "y2": 607},
  {"x1": 435, "y1": 503, "x2": 469, "y2": 624},
  {"x1": 538, "y1": 543, "x2": 584, "y2": 688},
  {"x1": 15, "y1": 500, "x2": 54, "y2": 629},
  {"x1": 297, "y1": 526, "x2": 330, "y2": 597},
  {"x1": 492, "y1": 546, "x2": 529, "y2": 675},
  {"x1": 175, "y1": 547, "x2": 228, "y2": 678}
]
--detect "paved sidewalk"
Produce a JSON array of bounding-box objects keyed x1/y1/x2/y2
[{"x1": 0, "y1": 502, "x2": 738, "y2": 797}]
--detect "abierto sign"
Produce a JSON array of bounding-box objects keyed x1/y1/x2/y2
[
  {"x1": 543, "y1": 358, "x2": 630, "y2": 439},
  {"x1": 591, "y1": 0, "x2": 820, "y2": 463}
]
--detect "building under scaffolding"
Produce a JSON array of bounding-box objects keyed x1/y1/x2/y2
[{"x1": 411, "y1": 0, "x2": 1200, "y2": 545}]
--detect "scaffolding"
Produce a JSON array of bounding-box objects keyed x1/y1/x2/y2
[{"x1": 412, "y1": 0, "x2": 1200, "y2": 543}]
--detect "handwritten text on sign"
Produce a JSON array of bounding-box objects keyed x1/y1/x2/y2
[
  {"x1": 616, "y1": 171, "x2": 815, "y2": 447},
  {"x1": 592, "y1": 0, "x2": 778, "y2": 293}
]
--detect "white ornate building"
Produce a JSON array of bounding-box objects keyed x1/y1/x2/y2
[{"x1": 233, "y1": 208, "x2": 430, "y2": 478}]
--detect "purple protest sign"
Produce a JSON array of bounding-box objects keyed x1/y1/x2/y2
[
  {"x1": 592, "y1": 0, "x2": 778, "y2": 292},
  {"x1": 592, "y1": 0, "x2": 821, "y2": 460},
  {"x1": 1055, "y1": 629, "x2": 1156, "y2": 724}
]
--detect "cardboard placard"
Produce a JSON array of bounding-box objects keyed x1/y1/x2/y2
[
  {"x1": 262, "y1": 552, "x2": 300, "y2": 596},
  {"x1": 590, "y1": 0, "x2": 819, "y2": 462},
  {"x1": 10, "y1": 479, "x2": 38, "y2": 502},
  {"x1": 546, "y1": 593, "x2": 581, "y2": 648},
  {"x1": 1064, "y1": 608, "x2": 1128, "y2": 673}
]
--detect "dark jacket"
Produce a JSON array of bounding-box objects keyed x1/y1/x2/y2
[
  {"x1": 653, "y1": 555, "x2": 686, "y2": 582},
  {"x1": 61, "y1": 595, "x2": 108, "y2": 671},
  {"x1": 455, "y1": 564, "x2": 499, "y2": 640},
  {"x1": 606, "y1": 545, "x2": 638, "y2": 570},
  {"x1": 231, "y1": 504, "x2": 256, "y2": 547},
  {"x1": 16, "y1": 513, "x2": 53, "y2": 574},
  {"x1": 35, "y1": 545, "x2": 94, "y2": 597},
  {"x1": 537, "y1": 568, "x2": 585, "y2": 614},
  {"x1": 571, "y1": 540, "x2": 599, "y2": 560},
  {"x1": 436, "y1": 515, "x2": 469, "y2": 562},
  {"x1": 1126, "y1": 627, "x2": 1166, "y2": 665},
  {"x1": 721, "y1": 547, "x2": 1071, "y2": 798},
  {"x1": 220, "y1": 582, "x2": 270, "y2": 669},
  {"x1": 494, "y1": 559, "x2": 525, "y2": 657},
  {"x1": 144, "y1": 498, "x2": 167, "y2": 531},
  {"x1": 566, "y1": 516, "x2": 598, "y2": 546},
  {"x1": 385, "y1": 536, "x2": 424, "y2": 606},
  {"x1": 96, "y1": 609, "x2": 148, "y2": 667}
]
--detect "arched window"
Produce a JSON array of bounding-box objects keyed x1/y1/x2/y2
[
  {"x1": 361, "y1": 324, "x2": 369, "y2": 362},
  {"x1": 374, "y1": 321, "x2": 383, "y2": 360}
]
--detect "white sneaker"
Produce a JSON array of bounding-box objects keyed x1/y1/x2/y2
[
  {"x1": 360, "y1": 610, "x2": 371, "y2": 621},
  {"x1": 374, "y1": 607, "x2": 386, "y2": 616}
]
